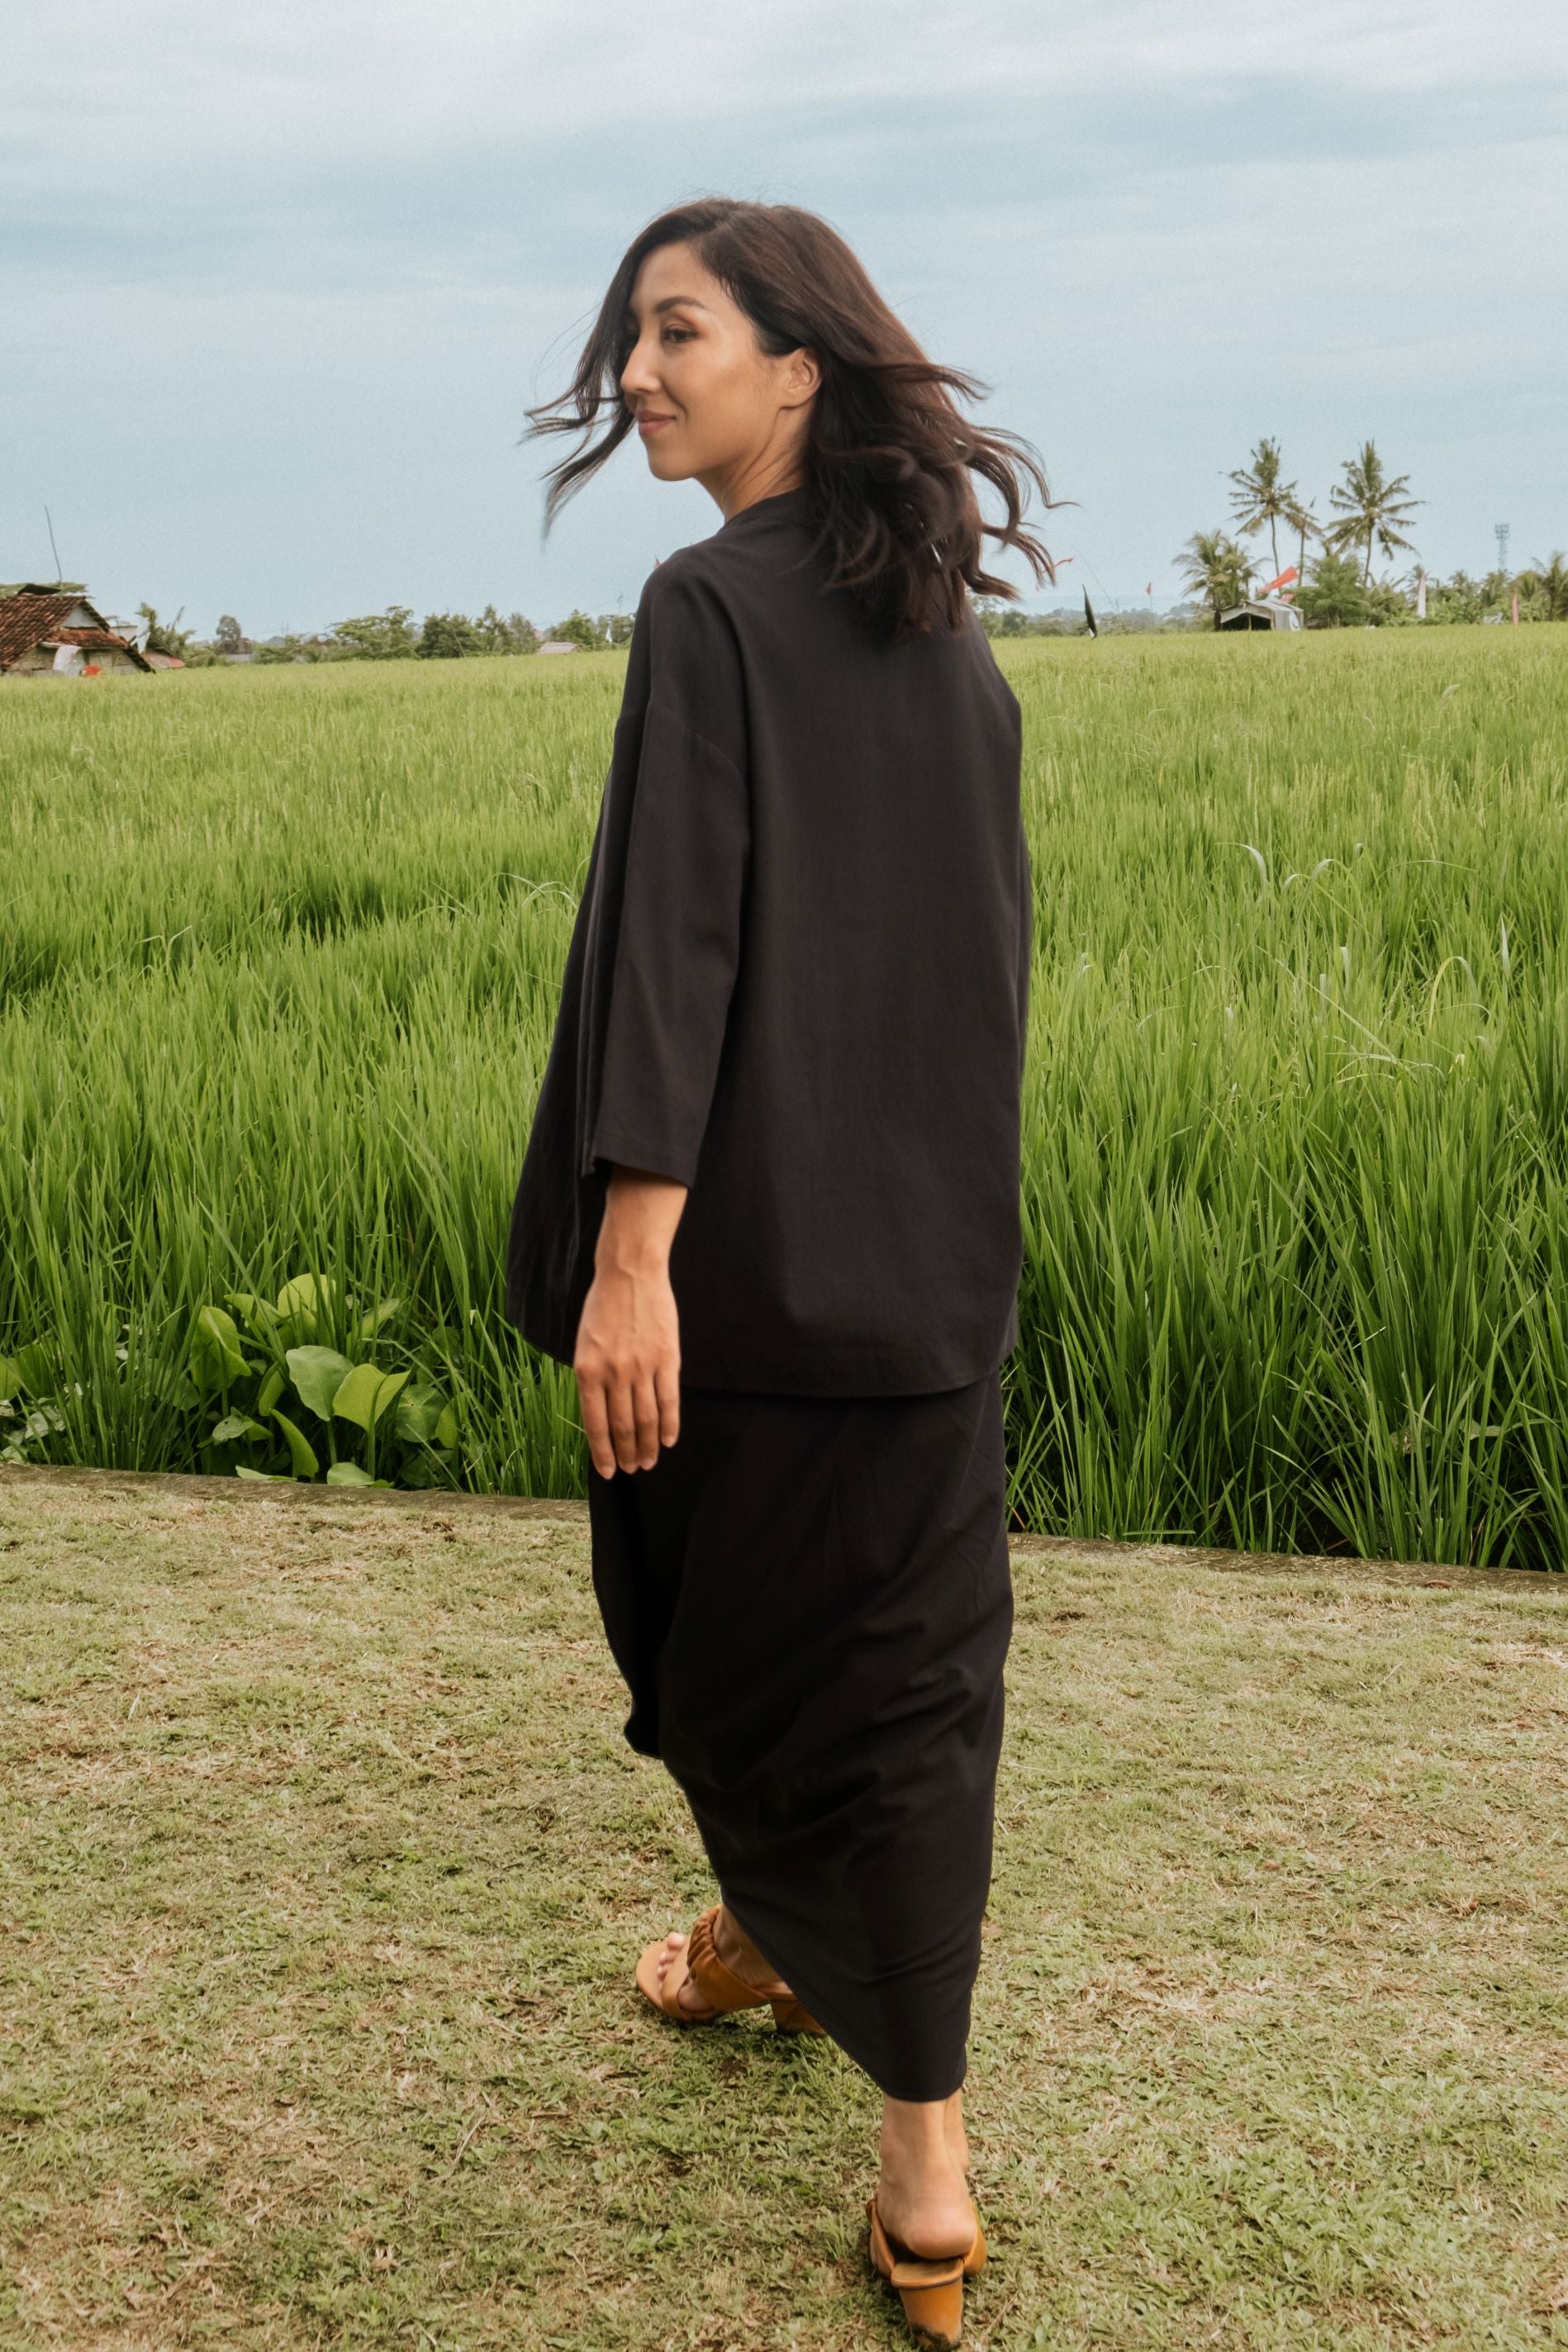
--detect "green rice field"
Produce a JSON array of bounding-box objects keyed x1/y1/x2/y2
[{"x1": 3, "y1": 626, "x2": 1568, "y2": 1566}]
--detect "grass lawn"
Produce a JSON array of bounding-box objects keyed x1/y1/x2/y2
[{"x1": 2, "y1": 1472, "x2": 1566, "y2": 2350}]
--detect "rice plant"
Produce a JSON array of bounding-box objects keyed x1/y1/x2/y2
[{"x1": 3, "y1": 626, "x2": 1566, "y2": 1565}]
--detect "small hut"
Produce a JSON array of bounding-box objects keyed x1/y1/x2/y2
[
  {"x1": 0, "y1": 586, "x2": 154, "y2": 675},
  {"x1": 1217, "y1": 596, "x2": 1303, "y2": 634}
]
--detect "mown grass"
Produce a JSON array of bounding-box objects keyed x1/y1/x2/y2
[
  {"x1": 4, "y1": 629, "x2": 1568, "y2": 1560},
  {"x1": 2, "y1": 1475, "x2": 1566, "y2": 2348}
]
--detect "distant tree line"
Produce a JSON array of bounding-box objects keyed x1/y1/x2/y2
[
  {"x1": 972, "y1": 603, "x2": 1170, "y2": 639},
  {"x1": 151, "y1": 480, "x2": 1568, "y2": 666},
  {"x1": 171, "y1": 606, "x2": 636, "y2": 666}
]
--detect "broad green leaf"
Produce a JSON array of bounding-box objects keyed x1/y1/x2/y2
[
  {"x1": 434, "y1": 1402, "x2": 459, "y2": 1450},
  {"x1": 402, "y1": 1448, "x2": 457, "y2": 1489},
  {"x1": 275, "y1": 1274, "x2": 333, "y2": 1341},
  {"x1": 392, "y1": 1381, "x2": 445, "y2": 1445},
  {"x1": 211, "y1": 1411, "x2": 270, "y2": 1446},
  {"x1": 355, "y1": 1295, "x2": 402, "y2": 1341},
  {"x1": 256, "y1": 1362, "x2": 287, "y2": 1418},
  {"x1": 190, "y1": 1306, "x2": 246, "y2": 1397},
  {"x1": 325, "y1": 1461, "x2": 390, "y2": 1487},
  {"x1": 0, "y1": 1358, "x2": 17, "y2": 1400},
  {"x1": 286, "y1": 1345, "x2": 354, "y2": 1420},
  {"x1": 332, "y1": 1362, "x2": 409, "y2": 1430},
  {"x1": 270, "y1": 1408, "x2": 320, "y2": 1480},
  {"x1": 235, "y1": 1466, "x2": 293, "y2": 1482},
  {"x1": 228, "y1": 1291, "x2": 282, "y2": 1339}
]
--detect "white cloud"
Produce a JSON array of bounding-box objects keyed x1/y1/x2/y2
[{"x1": 3, "y1": 0, "x2": 1563, "y2": 192}]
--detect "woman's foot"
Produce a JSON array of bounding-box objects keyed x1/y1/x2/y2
[
  {"x1": 877, "y1": 2092, "x2": 977, "y2": 2261},
  {"x1": 652, "y1": 1904, "x2": 791, "y2": 2018}
]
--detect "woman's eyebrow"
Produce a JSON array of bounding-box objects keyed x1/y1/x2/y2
[{"x1": 624, "y1": 295, "x2": 714, "y2": 325}]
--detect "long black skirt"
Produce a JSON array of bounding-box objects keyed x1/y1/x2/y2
[{"x1": 585, "y1": 1371, "x2": 1013, "y2": 2103}]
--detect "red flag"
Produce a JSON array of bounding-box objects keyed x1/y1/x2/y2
[{"x1": 1262, "y1": 565, "x2": 1299, "y2": 596}]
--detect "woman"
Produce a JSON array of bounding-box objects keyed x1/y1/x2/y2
[{"x1": 506, "y1": 197, "x2": 1048, "y2": 2346}]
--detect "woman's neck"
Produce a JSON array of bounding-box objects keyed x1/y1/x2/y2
[{"x1": 703, "y1": 448, "x2": 809, "y2": 522}]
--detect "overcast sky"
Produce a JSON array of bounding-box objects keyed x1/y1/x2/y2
[{"x1": 3, "y1": 1, "x2": 1563, "y2": 635}]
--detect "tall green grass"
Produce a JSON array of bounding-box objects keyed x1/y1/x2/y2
[{"x1": 3, "y1": 630, "x2": 1567, "y2": 1563}]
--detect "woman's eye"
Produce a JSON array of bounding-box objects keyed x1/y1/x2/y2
[{"x1": 663, "y1": 325, "x2": 694, "y2": 344}]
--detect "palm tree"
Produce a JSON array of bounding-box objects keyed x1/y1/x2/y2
[
  {"x1": 1176, "y1": 530, "x2": 1250, "y2": 630},
  {"x1": 1227, "y1": 437, "x2": 1298, "y2": 580},
  {"x1": 1325, "y1": 442, "x2": 1421, "y2": 586},
  {"x1": 1524, "y1": 551, "x2": 1568, "y2": 621},
  {"x1": 1285, "y1": 494, "x2": 1319, "y2": 585}
]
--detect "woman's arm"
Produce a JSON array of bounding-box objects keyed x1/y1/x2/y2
[{"x1": 574, "y1": 1166, "x2": 688, "y2": 1477}]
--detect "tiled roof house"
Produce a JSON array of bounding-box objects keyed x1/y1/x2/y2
[{"x1": 0, "y1": 586, "x2": 154, "y2": 675}]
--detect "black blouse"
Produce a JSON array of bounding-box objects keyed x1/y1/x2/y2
[{"x1": 504, "y1": 483, "x2": 1032, "y2": 1396}]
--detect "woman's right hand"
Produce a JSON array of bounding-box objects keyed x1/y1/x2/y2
[{"x1": 573, "y1": 1167, "x2": 688, "y2": 1476}]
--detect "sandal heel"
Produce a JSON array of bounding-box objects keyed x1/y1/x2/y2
[
  {"x1": 896, "y1": 2274, "x2": 964, "y2": 2346},
  {"x1": 867, "y1": 2197, "x2": 969, "y2": 2348}
]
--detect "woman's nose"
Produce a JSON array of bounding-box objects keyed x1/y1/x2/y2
[{"x1": 620, "y1": 336, "x2": 659, "y2": 402}]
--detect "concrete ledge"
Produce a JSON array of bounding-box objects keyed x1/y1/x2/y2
[
  {"x1": 0, "y1": 1461, "x2": 586, "y2": 1524},
  {"x1": 3, "y1": 1462, "x2": 1560, "y2": 1598}
]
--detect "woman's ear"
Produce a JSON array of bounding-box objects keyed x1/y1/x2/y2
[{"x1": 782, "y1": 345, "x2": 822, "y2": 408}]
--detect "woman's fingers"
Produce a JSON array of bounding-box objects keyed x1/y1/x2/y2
[
  {"x1": 630, "y1": 1371, "x2": 663, "y2": 1470},
  {"x1": 577, "y1": 1356, "x2": 679, "y2": 1475},
  {"x1": 653, "y1": 1355, "x2": 682, "y2": 1451},
  {"x1": 577, "y1": 1366, "x2": 619, "y2": 1480},
  {"x1": 607, "y1": 1372, "x2": 642, "y2": 1475}
]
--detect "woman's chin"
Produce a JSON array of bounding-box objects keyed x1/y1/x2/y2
[{"x1": 643, "y1": 442, "x2": 692, "y2": 483}]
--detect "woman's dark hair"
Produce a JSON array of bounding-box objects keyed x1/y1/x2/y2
[{"x1": 525, "y1": 197, "x2": 1055, "y2": 637}]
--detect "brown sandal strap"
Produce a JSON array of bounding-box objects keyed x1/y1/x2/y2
[{"x1": 685, "y1": 1907, "x2": 780, "y2": 2014}]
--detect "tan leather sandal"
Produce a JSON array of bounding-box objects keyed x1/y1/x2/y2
[
  {"x1": 634, "y1": 1904, "x2": 824, "y2": 2035},
  {"x1": 865, "y1": 2201, "x2": 987, "y2": 2352},
  {"x1": 867, "y1": 2197, "x2": 986, "y2": 2348}
]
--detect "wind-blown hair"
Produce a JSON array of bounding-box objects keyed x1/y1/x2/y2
[{"x1": 525, "y1": 197, "x2": 1055, "y2": 637}]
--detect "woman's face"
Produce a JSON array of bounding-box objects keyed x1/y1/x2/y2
[{"x1": 620, "y1": 241, "x2": 818, "y2": 511}]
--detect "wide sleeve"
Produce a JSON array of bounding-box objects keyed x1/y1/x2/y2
[{"x1": 577, "y1": 563, "x2": 751, "y2": 1190}]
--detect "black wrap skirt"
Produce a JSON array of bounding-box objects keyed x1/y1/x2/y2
[{"x1": 585, "y1": 1370, "x2": 1014, "y2": 2103}]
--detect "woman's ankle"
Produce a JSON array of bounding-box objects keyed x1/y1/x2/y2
[
  {"x1": 881, "y1": 2093, "x2": 960, "y2": 2171},
  {"x1": 877, "y1": 2095, "x2": 974, "y2": 2258}
]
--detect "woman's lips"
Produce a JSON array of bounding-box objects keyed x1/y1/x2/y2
[{"x1": 637, "y1": 414, "x2": 674, "y2": 436}]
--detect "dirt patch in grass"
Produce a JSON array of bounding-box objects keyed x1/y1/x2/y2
[{"x1": 2, "y1": 1480, "x2": 1566, "y2": 2349}]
